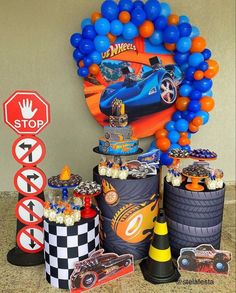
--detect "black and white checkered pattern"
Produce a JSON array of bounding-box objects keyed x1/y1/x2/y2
[{"x1": 44, "y1": 214, "x2": 100, "y2": 289}]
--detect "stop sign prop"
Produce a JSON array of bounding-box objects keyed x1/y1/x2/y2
[
  {"x1": 3, "y1": 90, "x2": 50, "y2": 267},
  {"x1": 3, "y1": 90, "x2": 50, "y2": 135}
]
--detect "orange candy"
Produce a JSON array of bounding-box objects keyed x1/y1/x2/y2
[
  {"x1": 194, "y1": 70, "x2": 204, "y2": 80},
  {"x1": 119, "y1": 11, "x2": 131, "y2": 23},
  {"x1": 192, "y1": 116, "x2": 203, "y2": 127},
  {"x1": 89, "y1": 64, "x2": 100, "y2": 76},
  {"x1": 91, "y1": 12, "x2": 102, "y2": 23},
  {"x1": 139, "y1": 20, "x2": 154, "y2": 38},
  {"x1": 204, "y1": 59, "x2": 219, "y2": 79},
  {"x1": 175, "y1": 97, "x2": 190, "y2": 111},
  {"x1": 168, "y1": 14, "x2": 179, "y2": 25},
  {"x1": 107, "y1": 33, "x2": 116, "y2": 43},
  {"x1": 189, "y1": 123, "x2": 199, "y2": 133},
  {"x1": 155, "y1": 128, "x2": 168, "y2": 139},
  {"x1": 164, "y1": 43, "x2": 176, "y2": 51},
  {"x1": 179, "y1": 136, "x2": 190, "y2": 146},
  {"x1": 200, "y1": 96, "x2": 215, "y2": 112},
  {"x1": 190, "y1": 36, "x2": 206, "y2": 53},
  {"x1": 157, "y1": 137, "x2": 171, "y2": 152}
]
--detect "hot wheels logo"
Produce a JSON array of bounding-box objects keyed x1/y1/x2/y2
[{"x1": 102, "y1": 43, "x2": 137, "y2": 59}]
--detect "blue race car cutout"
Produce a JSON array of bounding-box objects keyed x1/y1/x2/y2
[{"x1": 100, "y1": 57, "x2": 183, "y2": 119}]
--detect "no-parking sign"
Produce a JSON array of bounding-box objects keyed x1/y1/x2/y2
[
  {"x1": 14, "y1": 166, "x2": 47, "y2": 196},
  {"x1": 17, "y1": 225, "x2": 44, "y2": 254}
]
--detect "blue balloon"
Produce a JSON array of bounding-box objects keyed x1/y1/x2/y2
[
  {"x1": 160, "y1": 152, "x2": 173, "y2": 166},
  {"x1": 95, "y1": 18, "x2": 111, "y2": 35},
  {"x1": 110, "y1": 20, "x2": 123, "y2": 36},
  {"x1": 168, "y1": 143, "x2": 181, "y2": 151},
  {"x1": 73, "y1": 49, "x2": 83, "y2": 61},
  {"x1": 181, "y1": 110, "x2": 189, "y2": 120},
  {"x1": 198, "y1": 61, "x2": 209, "y2": 71},
  {"x1": 178, "y1": 23, "x2": 192, "y2": 37},
  {"x1": 144, "y1": 0, "x2": 161, "y2": 20},
  {"x1": 182, "y1": 145, "x2": 191, "y2": 151},
  {"x1": 79, "y1": 39, "x2": 95, "y2": 55},
  {"x1": 190, "y1": 26, "x2": 200, "y2": 38},
  {"x1": 149, "y1": 30, "x2": 163, "y2": 45},
  {"x1": 163, "y1": 25, "x2": 180, "y2": 43},
  {"x1": 83, "y1": 56, "x2": 93, "y2": 67},
  {"x1": 175, "y1": 119, "x2": 189, "y2": 132},
  {"x1": 193, "y1": 78, "x2": 213, "y2": 93},
  {"x1": 122, "y1": 22, "x2": 138, "y2": 40},
  {"x1": 82, "y1": 25, "x2": 96, "y2": 40},
  {"x1": 70, "y1": 33, "x2": 82, "y2": 48},
  {"x1": 179, "y1": 84, "x2": 192, "y2": 97},
  {"x1": 176, "y1": 37, "x2": 192, "y2": 53},
  {"x1": 188, "y1": 53, "x2": 204, "y2": 67},
  {"x1": 89, "y1": 51, "x2": 102, "y2": 64},
  {"x1": 186, "y1": 111, "x2": 196, "y2": 121},
  {"x1": 188, "y1": 100, "x2": 201, "y2": 112},
  {"x1": 189, "y1": 90, "x2": 202, "y2": 100},
  {"x1": 160, "y1": 2, "x2": 171, "y2": 17},
  {"x1": 101, "y1": 0, "x2": 119, "y2": 21},
  {"x1": 168, "y1": 130, "x2": 180, "y2": 143},
  {"x1": 202, "y1": 89, "x2": 213, "y2": 97},
  {"x1": 165, "y1": 121, "x2": 176, "y2": 131},
  {"x1": 154, "y1": 15, "x2": 168, "y2": 31},
  {"x1": 202, "y1": 48, "x2": 212, "y2": 60},
  {"x1": 179, "y1": 15, "x2": 190, "y2": 24},
  {"x1": 94, "y1": 36, "x2": 110, "y2": 53},
  {"x1": 119, "y1": 0, "x2": 134, "y2": 12},
  {"x1": 131, "y1": 7, "x2": 146, "y2": 26},
  {"x1": 77, "y1": 67, "x2": 89, "y2": 77},
  {"x1": 185, "y1": 66, "x2": 196, "y2": 81},
  {"x1": 148, "y1": 140, "x2": 157, "y2": 151},
  {"x1": 174, "y1": 52, "x2": 189, "y2": 65},
  {"x1": 180, "y1": 63, "x2": 189, "y2": 72},
  {"x1": 81, "y1": 18, "x2": 92, "y2": 30},
  {"x1": 172, "y1": 111, "x2": 182, "y2": 121},
  {"x1": 196, "y1": 111, "x2": 209, "y2": 124},
  {"x1": 134, "y1": 0, "x2": 144, "y2": 8}
]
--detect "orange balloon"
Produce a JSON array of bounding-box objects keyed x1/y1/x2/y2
[
  {"x1": 190, "y1": 36, "x2": 206, "y2": 53},
  {"x1": 180, "y1": 132, "x2": 188, "y2": 137},
  {"x1": 194, "y1": 70, "x2": 204, "y2": 80},
  {"x1": 168, "y1": 14, "x2": 179, "y2": 25},
  {"x1": 155, "y1": 129, "x2": 168, "y2": 139},
  {"x1": 179, "y1": 136, "x2": 190, "y2": 146},
  {"x1": 189, "y1": 123, "x2": 199, "y2": 133},
  {"x1": 164, "y1": 43, "x2": 176, "y2": 51},
  {"x1": 175, "y1": 97, "x2": 190, "y2": 111},
  {"x1": 192, "y1": 116, "x2": 203, "y2": 127},
  {"x1": 119, "y1": 11, "x2": 131, "y2": 23},
  {"x1": 79, "y1": 60, "x2": 84, "y2": 67},
  {"x1": 204, "y1": 59, "x2": 219, "y2": 79},
  {"x1": 91, "y1": 12, "x2": 102, "y2": 23},
  {"x1": 157, "y1": 137, "x2": 171, "y2": 152},
  {"x1": 139, "y1": 20, "x2": 154, "y2": 38},
  {"x1": 107, "y1": 33, "x2": 116, "y2": 43},
  {"x1": 200, "y1": 96, "x2": 215, "y2": 112},
  {"x1": 89, "y1": 64, "x2": 100, "y2": 76}
]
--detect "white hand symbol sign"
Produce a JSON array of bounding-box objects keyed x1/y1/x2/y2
[{"x1": 18, "y1": 99, "x2": 38, "y2": 119}]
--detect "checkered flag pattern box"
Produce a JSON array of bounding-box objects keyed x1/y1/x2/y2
[{"x1": 44, "y1": 214, "x2": 100, "y2": 289}]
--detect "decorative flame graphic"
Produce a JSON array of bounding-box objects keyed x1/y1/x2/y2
[{"x1": 60, "y1": 165, "x2": 71, "y2": 181}]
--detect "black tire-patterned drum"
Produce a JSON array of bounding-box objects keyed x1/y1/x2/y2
[
  {"x1": 93, "y1": 166, "x2": 160, "y2": 260},
  {"x1": 163, "y1": 178, "x2": 225, "y2": 257},
  {"x1": 44, "y1": 213, "x2": 99, "y2": 289}
]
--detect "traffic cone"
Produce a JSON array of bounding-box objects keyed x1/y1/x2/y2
[{"x1": 140, "y1": 208, "x2": 180, "y2": 284}]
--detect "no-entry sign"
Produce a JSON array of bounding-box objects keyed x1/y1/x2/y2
[
  {"x1": 3, "y1": 91, "x2": 50, "y2": 135},
  {"x1": 14, "y1": 166, "x2": 47, "y2": 196},
  {"x1": 17, "y1": 225, "x2": 44, "y2": 254},
  {"x1": 12, "y1": 135, "x2": 46, "y2": 166}
]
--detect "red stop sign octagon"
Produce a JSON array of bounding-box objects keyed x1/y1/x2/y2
[{"x1": 3, "y1": 91, "x2": 50, "y2": 135}]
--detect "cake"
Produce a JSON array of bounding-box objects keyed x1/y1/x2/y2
[{"x1": 99, "y1": 99, "x2": 139, "y2": 155}]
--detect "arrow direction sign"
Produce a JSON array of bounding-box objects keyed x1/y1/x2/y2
[
  {"x1": 12, "y1": 135, "x2": 46, "y2": 166},
  {"x1": 14, "y1": 167, "x2": 46, "y2": 196},
  {"x1": 28, "y1": 201, "x2": 35, "y2": 222},
  {"x1": 29, "y1": 229, "x2": 36, "y2": 249},
  {"x1": 17, "y1": 225, "x2": 44, "y2": 254}
]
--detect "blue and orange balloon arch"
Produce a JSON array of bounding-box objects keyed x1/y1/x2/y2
[{"x1": 70, "y1": 0, "x2": 219, "y2": 166}]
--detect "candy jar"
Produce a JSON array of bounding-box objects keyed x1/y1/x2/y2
[
  {"x1": 172, "y1": 171, "x2": 182, "y2": 187},
  {"x1": 205, "y1": 174, "x2": 217, "y2": 190},
  {"x1": 166, "y1": 169, "x2": 173, "y2": 183},
  {"x1": 111, "y1": 163, "x2": 120, "y2": 179},
  {"x1": 215, "y1": 169, "x2": 224, "y2": 189},
  {"x1": 119, "y1": 164, "x2": 129, "y2": 180},
  {"x1": 56, "y1": 208, "x2": 65, "y2": 224},
  {"x1": 98, "y1": 157, "x2": 107, "y2": 176},
  {"x1": 44, "y1": 201, "x2": 51, "y2": 218},
  {"x1": 106, "y1": 161, "x2": 113, "y2": 177}
]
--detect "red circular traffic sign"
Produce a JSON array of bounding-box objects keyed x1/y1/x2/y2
[
  {"x1": 17, "y1": 225, "x2": 44, "y2": 254},
  {"x1": 14, "y1": 166, "x2": 47, "y2": 196},
  {"x1": 15, "y1": 196, "x2": 44, "y2": 225},
  {"x1": 3, "y1": 90, "x2": 50, "y2": 135},
  {"x1": 12, "y1": 135, "x2": 46, "y2": 166}
]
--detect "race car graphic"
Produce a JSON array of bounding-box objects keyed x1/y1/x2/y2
[
  {"x1": 100, "y1": 56, "x2": 183, "y2": 119},
  {"x1": 70, "y1": 249, "x2": 133, "y2": 290}
]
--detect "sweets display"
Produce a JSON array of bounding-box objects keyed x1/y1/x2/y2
[
  {"x1": 169, "y1": 149, "x2": 189, "y2": 158},
  {"x1": 48, "y1": 165, "x2": 82, "y2": 187},
  {"x1": 99, "y1": 99, "x2": 139, "y2": 155},
  {"x1": 205, "y1": 169, "x2": 224, "y2": 190},
  {"x1": 190, "y1": 149, "x2": 217, "y2": 160},
  {"x1": 74, "y1": 181, "x2": 101, "y2": 195},
  {"x1": 182, "y1": 165, "x2": 209, "y2": 177},
  {"x1": 166, "y1": 169, "x2": 182, "y2": 187},
  {"x1": 98, "y1": 159, "x2": 129, "y2": 180}
]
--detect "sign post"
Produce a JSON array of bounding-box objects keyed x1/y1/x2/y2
[{"x1": 3, "y1": 90, "x2": 50, "y2": 266}]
